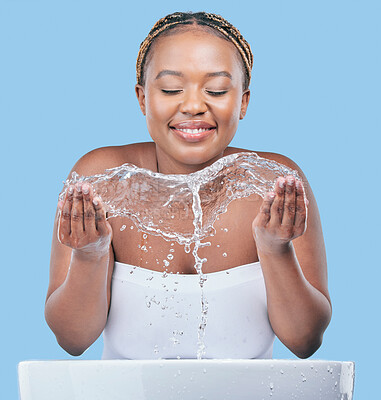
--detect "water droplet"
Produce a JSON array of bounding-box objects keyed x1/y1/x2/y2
[
  {"x1": 222, "y1": 252, "x2": 227, "y2": 257},
  {"x1": 167, "y1": 254, "x2": 174, "y2": 260},
  {"x1": 224, "y1": 228, "x2": 228, "y2": 232},
  {"x1": 170, "y1": 337, "x2": 180, "y2": 345},
  {"x1": 130, "y1": 225, "x2": 134, "y2": 230},
  {"x1": 143, "y1": 233, "x2": 148, "y2": 239},
  {"x1": 120, "y1": 224, "x2": 126, "y2": 231}
]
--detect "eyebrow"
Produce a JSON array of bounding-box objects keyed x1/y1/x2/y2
[
  {"x1": 205, "y1": 71, "x2": 233, "y2": 80},
  {"x1": 155, "y1": 70, "x2": 183, "y2": 80},
  {"x1": 155, "y1": 70, "x2": 233, "y2": 80}
]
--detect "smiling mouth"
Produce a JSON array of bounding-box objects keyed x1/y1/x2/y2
[
  {"x1": 170, "y1": 127, "x2": 216, "y2": 142},
  {"x1": 177, "y1": 128, "x2": 211, "y2": 134}
]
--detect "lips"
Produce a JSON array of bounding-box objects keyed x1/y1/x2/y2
[{"x1": 170, "y1": 121, "x2": 216, "y2": 143}]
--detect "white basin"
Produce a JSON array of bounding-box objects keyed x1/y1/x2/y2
[{"x1": 18, "y1": 359, "x2": 354, "y2": 400}]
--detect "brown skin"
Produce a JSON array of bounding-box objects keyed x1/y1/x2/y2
[{"x1": 45, "y1": 27, "x2": 331, "y2": 358}]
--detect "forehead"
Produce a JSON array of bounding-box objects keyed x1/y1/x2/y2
[{"x1": 145, "y1": 27, "x2": 243, "y2": 79}]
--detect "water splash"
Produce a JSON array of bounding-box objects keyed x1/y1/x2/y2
[
  {"x1": 60, "y1": 152, "x2": 300, "y2": 245},
  {"x1": 60, "y1": 152, "x2": 300, "y2": 358}
]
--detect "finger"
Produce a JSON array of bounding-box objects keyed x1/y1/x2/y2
[
  {"x1": 255, "y1": 192, "x2": 275, "y2": 227},
  {"x1": 57, "y1": 200, "x2": 63, "y2": 224},
  {"x1": 294, "y1": 179, "x2": 307, "y2": 233},
  {"x1": 58, "y1": 186, "x2": 73, "y2": 244},
  {"x1": 269, "y1": 177, "x2": 286, "y2": 227},
  {"x1": 281, "y1": 175, "x2": 296, "y2": 227},
  {"x1": 71, "y1": 183, "x2": 85, "y2": 239},
  {"x1": 93, "y1": 197, "x2": 110, "y2": 236},
  {"x1": 82, "y1": 183, "x2": 97, "y2": 233}
]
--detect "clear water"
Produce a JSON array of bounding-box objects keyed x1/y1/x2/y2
[{"x1": 60, "y1": 152, "x2": 300, "y2": 358}]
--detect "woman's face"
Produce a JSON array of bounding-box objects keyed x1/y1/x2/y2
[{"x1": 135, "y1": 27, "x2": 250, "y2": 173}]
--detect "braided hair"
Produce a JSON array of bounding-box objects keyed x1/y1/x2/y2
[{"x1": 136, "y1": 12, "x2": 253, "y2": 89}]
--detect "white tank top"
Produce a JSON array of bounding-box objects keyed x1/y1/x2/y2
[{"x1": 102, "y1": 261, "x2": 274, "y2": 359}]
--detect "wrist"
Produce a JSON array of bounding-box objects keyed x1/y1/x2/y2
[
  {"x1": 71, "y1": 247, "x2": 110, "y2": 263},
  {"x1": 256, "y1": 240, "x2": 294, "y2": 258}
]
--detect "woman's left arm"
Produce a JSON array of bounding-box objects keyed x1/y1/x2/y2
[{"x1": 252, "y1": 156, "x2": 332, "y2": 358}]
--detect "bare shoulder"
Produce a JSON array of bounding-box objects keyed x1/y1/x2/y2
[
  {"x1": 257, "y1": 151, "x2": 305, "y2": 175},
  {"x1": 227, "y1": 147, "x2": 304, "y2": 174},
  {"x1": 226, "y1": 147, "x2": 310, "y2": 192},
  {"x1": 69, "y1": 142, "x2": 156, "y2": 177}
]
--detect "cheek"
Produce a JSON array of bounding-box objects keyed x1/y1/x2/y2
[
  {"x1": 145, "y1": 91, "x2": 174, "y2": 123},
  {"x1": 214, "y1": 97, "x2": 242, "y2": 127},
  {"x1": 145, "y1": 101, "x2": 172, "y2": 141}
]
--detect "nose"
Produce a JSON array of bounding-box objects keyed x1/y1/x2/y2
[{"x1": 179, "y1": 89, "x2": 208, "y2": 116}]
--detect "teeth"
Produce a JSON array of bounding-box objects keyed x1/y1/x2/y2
[{"x1": 177, "y1": 128, "x2": 211, "y2": 134}]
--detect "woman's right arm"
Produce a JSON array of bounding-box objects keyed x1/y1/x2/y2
[{"x1": 45, "y1": 177, "x2": 114, "y2": 356}]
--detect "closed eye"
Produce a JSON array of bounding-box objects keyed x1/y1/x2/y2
[
  {"x1": 206, "y1": 90, "x2": 228, "y2": 96},
  {"x1": 161, "y1": 89, "x2": 183, "y2": 95}
]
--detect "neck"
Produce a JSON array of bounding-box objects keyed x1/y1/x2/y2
[{"x1": 155, "y1": 145, "x2": 225, "y2": 175}]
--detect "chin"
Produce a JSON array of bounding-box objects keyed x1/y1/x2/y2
[{"x1": 175, "y1": 148, "x2": 224, "y2": 168}]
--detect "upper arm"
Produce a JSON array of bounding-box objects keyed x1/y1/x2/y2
[{"x1": 261, "y1": 152, "x2": 331, "y2": 306}]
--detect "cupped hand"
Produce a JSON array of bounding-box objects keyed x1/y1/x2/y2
[
  {"x1": 252, "y1": 175, "x2": 308, "y2": 255},
  {"x1": 57, "y1": 182, "x2": 112, "y2": 258}
]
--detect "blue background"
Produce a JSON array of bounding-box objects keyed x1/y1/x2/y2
[{"x1": 1, "y1": 0, "x2": 379, "y2": 398}]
